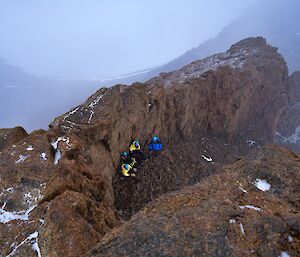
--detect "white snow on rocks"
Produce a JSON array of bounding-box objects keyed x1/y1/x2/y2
[
  {"x1": 51, "y1": 137, "x2": 71, "y2": 165},
  {"x1": 0, "y1": 204, "x2": 36, "y2": 224},
  {"x1": 88, "y1": 110, "x2": 95, "y2": 123},
  {"x1": 275, "y1": 129, "x2": 300, "y2": 145},
  {"x1": 201, "y1": 155, "x2": 213, "y2": 162},
  {"x1": 0, "y1": 187, "x2": 14, "y2": 197},
  {"x1": 86, "y1": 93, "x2": 105, "y2": 123},
  {"x1": 23, "y1": 189, "x2": 43, "y2": 205},
  {"x1": 15, "y1": 154, "x2": 28, "y2": 164},
  {"x1": 238, "y1": 187, "x2": 248, "y2": 193},
  {"x1": 288, "y1": 235, "x2": 293, "y2": 242},
  {"x1": 5, "y1": 187, "x2": 14, "y2": 193},
  {"x1": 6, "y1": 231, "x2": 41, "y2": 257},
  {"x1": 26, "y1": 145, "x2": 34, "y2": 151},
  {"x1": 278, "y1": 251, "x2": 290, "y2": 257},
  {"x1": 88, "y1": 94, "x2": 104, "y2": 108},
  {"x1": 63, "y1": 106, "x2": 80, "y2": 121},
  {"x1": 246, "y1": 140, "x2": 256, "y2": 147},
  {"x1": 40, "y1": 152, "x2": 47, "y2": 161},
  {"x1": 229, "y1": 219, "x2": 236, "y2": 224},
  {"x1": 54, "y1": 150, "x2": 61, "y2": 165},
  {"x1": 239, "y1": 223, "x2": 245, "y2": 235},
  {"x1": 164, "y1": 47, "x2": 257, "y2": 86},
  {"x1": 239, "y1": 205, "x2": 262, "y2": 211},
  {"x1": 255, "y1": 179, "x2": 271, "y2": 191},
  {"x1": 51, "y1": 137, "x2": 70, "y2": 150}
]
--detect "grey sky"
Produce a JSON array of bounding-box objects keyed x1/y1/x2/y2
[{"x1": 0, "y1": 0, "x2": 257, "y2": 79}]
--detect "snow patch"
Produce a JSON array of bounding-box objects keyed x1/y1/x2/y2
[
  {"x1": 88, "y1": 94, "x2": 104, "y2": 108},
  {"x1": 88, "y1": 110, "x2": 95, "y2": 123},
  {"x1": 51, "y1": 137, "x2": 71, "y2": 165},
  {"x1": 63, "y1": 106, "x2": 80, "y2": 121},
  {"x1": 23, "y1": 189, "x2": 43, "y2": 205},
  {"x1": 6, "y1": 231, "x2": 41, "y2": 257},
  {"x1": 288, "y1": 235, "x2": 293, "y2": 242},
  {"x1": 201, "y1": 155, "x2": 213, "y2": 162},
  {"x1": 255, "y1": 179, "x2": 271, "y2": 191},
  {"x1": 54, "y1": 150, "x2": 61, "y2": 165},
  {"x1": 165, "y1": 48, "x2": 257, "y2": 86},
  {"x1": 239, "y1": 187, "x2": 248, "y2": 193},
  {"x1": 40, "y1": 152, "x2": 47, "y2": 161},
  {"x1": 5, "y1": 187, "x2": 14, "y2": 193},
  {"x1": 0, "y1": 205, "x2": 36, "y2": 224},
  {"x1": 26, "y1": 145, "x2": 34, "y2": 151},
  {"x1": 0, "y1": 188, "x2": 14, "y2": 198},
  {"x1": 51, "y1": 137, "x2": 70, "y2": 150},
  {"x1": 229, "y1": 219, "x2": 236, "y2": 224},
  {"x1": 278, "y1": 251, "x2": 290, "y2": 257},
  {"x1": 239, "y1": 205, "x2": 262, "y2": 211},
  {"x1": 86, "y1": 93, "x2": 105, "y2": 123},
  {"x1": 275, "y1": 130, "x2": 300, "y2": 145},
  {"x1": 15, "y1": 154, "x2": 28, "y2": 164},
  {"x1": 246, "y1": 140, "x2": 256, "y2": 147},
  {"x1": 239, "y1": 223, "x2": 245, "y2": 235}
]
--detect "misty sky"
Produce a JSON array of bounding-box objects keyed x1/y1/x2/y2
[{"x1": 0, "y1": 0, "x2": 257, "y2": 80}]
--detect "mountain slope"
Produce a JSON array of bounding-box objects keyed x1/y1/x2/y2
[
  {"x1": 0, "y1": 38, "x2": 298, "y2": 257},
  {"x1": 121, "y1": 0, "x2": 300, "y2": 84}
]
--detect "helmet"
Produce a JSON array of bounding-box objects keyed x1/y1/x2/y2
[
  {"x1": 124, "y1": 164, "x2": 130, "y2": 170},
  {"x1": 121, "y1": 151, "x2": 128, "y2": 157},
  {"x1": 153, "y1": 136, "x2": 158, "y2": 142},
  {"x1": 134, "y1": 140, "x2": 140, "y2": 148}
]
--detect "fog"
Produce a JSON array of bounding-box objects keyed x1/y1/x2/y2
[{"x1": 0, "y1": 0, "x2": 256, "y2": 79}]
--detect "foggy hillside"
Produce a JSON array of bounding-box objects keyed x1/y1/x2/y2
[
  {"x1": 0, "y1": 58, "x2": 101, "y2": 131},
  {"x1": 124, "y1": 0, "x2": 300, "y2": 83}
]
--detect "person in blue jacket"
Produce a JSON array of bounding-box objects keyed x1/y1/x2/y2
[{"x1": 148, "y1": 135, "x2": 163, "y2": 157}]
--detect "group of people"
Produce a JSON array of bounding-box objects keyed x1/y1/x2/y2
[{"x1": 119, "y1": 135, "x2": 163, "y2": 177}]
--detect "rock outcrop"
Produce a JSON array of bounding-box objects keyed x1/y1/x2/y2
[
  {"x1": 85, "y1": 145, "x2": 300, "y2": 257},
  {"x1": 0, "y1": 37, "x2": 298, "y2": 257},
  {"x1": 0, "y1": 126, "x2": 28, "y2": 151}
]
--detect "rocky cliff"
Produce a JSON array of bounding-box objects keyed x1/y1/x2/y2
[
  {"x1": 276, "y1": 71, "x2": 300, "y2": 152},
  {"x1": 0, "y1": 37, "x2": 299, "y2": 257}
]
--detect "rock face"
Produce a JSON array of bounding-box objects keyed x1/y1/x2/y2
[
  {"x1": 276, "y1": 71, "x2": 300, "y2": 151},
  {"x1": 85, "y1": 145, "x2": 300, "y2": 257},
  {"x1": 0, "y1": 37, "x2": 298, "y2": 257},
  {"x1": 0, "y1": 126, "x2": 28, "y2": 151}
]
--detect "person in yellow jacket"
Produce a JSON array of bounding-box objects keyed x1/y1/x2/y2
[
  {"x1": 121, "y1": 163, "x2": 136, "y2": 177},
  {"x1": 129, "y1": 140, "x2": 146, "y2": 165}
]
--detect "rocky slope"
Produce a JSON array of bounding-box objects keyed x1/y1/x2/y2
[
  {"x1": 0, "y1": 37, "x2": 298, "y2": 257},
  {"x1": 86, "y1": 145, "x2": 300, "y2": 257}
]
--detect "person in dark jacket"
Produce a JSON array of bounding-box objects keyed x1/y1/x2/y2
[
  {"x1": 148, "y1": 135, "x2": 163, "y2": 157},
  {"x1": 118, "y1": 151, "x2": 137, "y2": 176}
]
